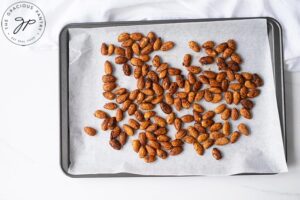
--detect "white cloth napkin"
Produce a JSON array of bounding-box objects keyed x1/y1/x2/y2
[{"x1": 1, "y1": 0, "x2": 299, "y2": 71}]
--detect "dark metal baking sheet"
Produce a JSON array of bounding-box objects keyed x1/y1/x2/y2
[{"x1": 59, "y1": 17, "x2": 286, "y2": 178}]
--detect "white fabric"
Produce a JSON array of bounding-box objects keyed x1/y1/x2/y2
[{"x1": 1, "y1": 0, "x2": 299, "y2": 71}]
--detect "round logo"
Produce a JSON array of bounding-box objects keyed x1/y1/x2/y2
[{"x1": 1, "y1": 1, "x2": 46, "y2": 46}]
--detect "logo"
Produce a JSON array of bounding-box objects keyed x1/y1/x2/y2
[{"x1": 1, "y1": 1, "x2": 46, "y2": 46}]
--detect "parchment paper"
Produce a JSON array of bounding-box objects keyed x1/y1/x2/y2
[{"x1": 68, "y1": 19, "x2": 288, "y2": 175}]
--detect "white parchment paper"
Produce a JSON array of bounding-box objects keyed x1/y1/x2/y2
[{"x1": 68, "y1": 19, "x2": 288, "y2": 175}]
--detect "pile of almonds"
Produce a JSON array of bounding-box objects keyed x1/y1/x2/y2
[{"x1": 84, "y1": 31, "x2": 263, "y2": 163}]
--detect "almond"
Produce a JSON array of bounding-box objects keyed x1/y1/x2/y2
[
  {"x1": 153, "y1": 37, "x2": 162, "y2": 50},
  {"x1": 170, "y1": 146, "x2": 183, "y2": 156},
  {"x1": 183, "y1": 54, "x2": 192, "y2": 66},
  {"x1": 238, "y1": 123, "x2": 250, "y2": 135},
  {"x1": 146, "y1": 145, "x2": 156, "y2": 156},
  {"x1": 138, "y1": 146, "x2": 147, "y2": 158},
  {"x1": 130, "y1": 32, "x2": 143, "y2": 41},
  {"x1": 223, "y1": 121, "x2": 231, "y2": 136},
  {"x1": 202, "y1": 111, "x2": 215, "y2": 120},
  {"x1": 181, "y1": 114, "x2": 194, "y2": 123},
  {"x1": 157, "y1": 135, "x2": 170, "y2": 142},
  {"x1": 231, "y1": 53, "x2": 242, "y2": 64},
  {"x1": 114, "y1": 46, "x2": 125, "y2": 56},
  {"x1": 215, "y1": 104, "x2": 226, "y2": 114},
  {"x1": 145, "y1": 131, "x2": 156, "y2": 141},
  {"x1": 224, "y1": 91, "x2": 233, "y2": 104},
  {"x1": 221, "y1": 108, "x2": 231, "y2": 120},
  {"x1": 210, "y1": 123, "x2": 222, "y2": 132},
  {"x1": 116, "y1": 93, "x2": 129, "y2": 104},
  {"x1": 122, "y1": 100, "x2": 132, "y2": 111},
  {"x1": 161, "y1": 142, "x2": 172, "y2": 150},
  {"x1": 212, "y1": 148, "x2": 222, "y2": 160},
  {"x1": 197, "y1": 133, "x2": 209, "y2": 143},
  {"x1": 115, "y1": 56, "x2": 128, "y2": 64},
  {"x1": 231, "y1": 108, "x2": 239, "y2": 120},
  {"x1": 104, "y1": 102, "x2": 117, "y2": 110},
  {"x1": 215, "y1": 42, "x2": 228, "y2": 53},
  {"x1": 187, "y1": 66, "x2": 202, "y2": 74},
  {"x1": 241, "y1": 99, "x2": 254, "y2": 110},
  {"x1": 115, "y1": 109, "x2": 123, "y2": 122},
  {"x1": 109, "y1": 139, "x2": 122, "y2": 150},
  {"x1": 128, "y1": 119, "x2": 140, "y2": 129},
  {"x1": 202, "y1": 41, "x2": 215, "y2": 49},
  {"x1": 227, "y1": 39, "x2": 236, "y2": 50},
  {"x1": 183, "y1": 135, "x2": 196, "y2": 144},
  {"x1": 188, "y1": 41, "x2": 201, "y2": 52},
  {"x1": 140, "y1": 103, "x2": 155, "y2": 110},
  {"x1": 153, "y1": 116, "x2": 167, "y2": 127},
  {"x1": 157, "y1": 149, "x2": 168, "y2": 159},
  {"x1": 104, "y1": 61, "x2": 113, "y2": 75},
  {"x1": 199, "y1": 56, "x2": 214, "y2": 64},
  {"x1": 130, "y1": 57, "x2": 143, "y2": 66},
  {"x1": 139, "y1": 132, "x2": 147, "y2": 145},
  {"x1": 84, "y1": 127, "x2": 97, "y2": 136},
  {"x1": 205, "y1": 48, "x2": 217, "y2": 57},
  {"x1": 160, "y1": 102, "x2": 172, "y2": 114},
  {"x1": 122, "y1": 63, "x2": 132, "y2": 76},
  {"x1": 215, "y1": 137, "x2": 229, "y2": 145},
  {"x1": 240, "y1": 108, "x2": 252, "y2": 119},
  {"x1": 123, "y1": 124, "x2": 134, "y2": 136},
  {"x1": 148, "y1": 140, "x2": 161, "y2": 149},
  {"x1": 203, "y1": 139, "x2": 214, "y2": 149},
  {"x1": 118, "y1": 32, "x2": 130, "y2": 42},
  {"x1": 175, "y1": 129, "x2": 186, "y2": 139},
  {"x1": 230, "y1": 131, "x2": 240, "y2": 143},
  {"x1": 161, "y1": 41, "x2": 175, "y2": 51},
  {"x1": 121, "y1": 39, "x2": 134, "y2": 47},
  {"x1": 101, "y1": 43, "x2": 108, "y2": 55},
  {"x1": 94, "y1": 110, "x2": 107, "y2": 119},
  {"x1": 132, "y1": 140, "x2": 141, "y2": 153},
  {"x1": 193, "y1": 103, "x2": 205, "y2": 113},
  {"x1": 171, "y1": 139, "x2": 183, "y2": 147},
  {"x1": 194, "y1": 142, "x2": 204, "y2": 155},
  {"x1": 127, "y1": 103, "x2": 137, "y2": 115},
  {"x1": 103, "y1": 82, "x2": 117, "y2": 92},
  {"x1": 166, "y1": 112, "x2": 176, "y2": 124}
]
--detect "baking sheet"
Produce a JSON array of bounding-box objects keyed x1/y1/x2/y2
[{"x1": 67, "y1": 19, "x2": 287, "y2": 175}]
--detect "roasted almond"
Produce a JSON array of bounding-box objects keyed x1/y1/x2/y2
[
  {"x1": 238, "y1": 123, "x2": 250, "y2": 135},
  {"x1": 101, "y1": 43, "x2": 108, "y2": 55},
  {"x1": 221, "y1": 108, "x2": 231, "y2": 120},
  {"x1": 212, "y1": 148, "x2": 222, "y2": 160},
  {"x1": 188, "y1": 41, "x2": 201, "y2": 52},
  {"x1": 170, "y1": 146, "x2": 183, "y2": 156},
  {"x1": 215, "y1": 137, "x2": 230, "y2": 145},
  {"x1": 240, "y1": 108, "x2": 252, "y2": 119},
  {"x1": 197, "y1": 133, "x2": 209, "y2": 143},
  {"x1": 199, "y1": 56, "x2": 214, "y2": 64},
  {"x1": 115, "y1": 56, "x2": 128, "y2": 64},
  {"x1": 104, "y1": 102, "x2": 118, "y2": 110},
  {"x1": 193, "y1": 142, "x2": 204, "y2": 156},
  {"x1": 104, "y1": 61, "x2": 113, "y2": 75},
  {"x1": 202, "y1": 40, "x2": 215, "y2": 49},
  {"x1": 181, "y1": 114, "x2": 194, "y2": 123},
  {"x1": 230, "y1": 131, "x2": 240, "y2": 143},
  {"x1": 183, "y1": 54, "x2": 192, "y2": 66},
  {"x1": 161, "y1": 41, "x2": 175, "y2": 51},
  {"x1": 223, "y1": 121, "x2": 231, "y2": 136},
  {"x1": 123, "y1": 124, "x2": 134, "y2": 136},
  {"x1": 94, "y1": 110, "x2": 107, "y2": 119},
  {"x1": 84, "y1": 127, "x2": 97, "y2": 136},
  {"x1": 132, "y1": 140, "x2": 141, "y2": 153}
]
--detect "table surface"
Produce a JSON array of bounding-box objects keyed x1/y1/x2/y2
[{"x1": 0, "y1": 39, "x2": 299, "y2": 200}]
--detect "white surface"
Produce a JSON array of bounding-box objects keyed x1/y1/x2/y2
[
  {"x1": 68, "y1": 19, "x2": 287, "y2": 175},
  {"x1": 0, "y1": 0, "x2": 299, "y2": 199},
  {"x1": 1, "y1": 0, "x2": 300, "y2": 71}
]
